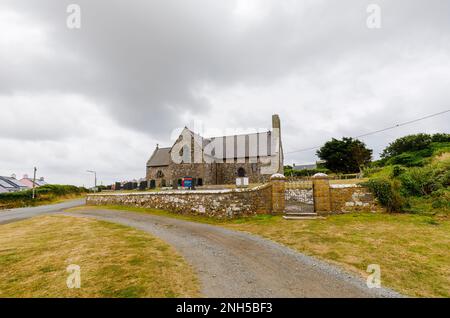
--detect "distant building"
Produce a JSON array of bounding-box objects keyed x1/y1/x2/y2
[
  {"x1": 0, "y1": 175, "x2": 28, "y2": 193},
  {"x1": 19, "y1": 175, "x2": 47, "y2": 188},
  {"x1": 291, "y1": 160, "x2": 326, "y2": 171},
  {"x1": 292, "y1": 163, "x2": 317, "y2": 171}
]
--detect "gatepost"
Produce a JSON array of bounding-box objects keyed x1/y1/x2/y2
[
  {"x1": 270, "y1": 173, "x2": 286, "y2": 214},
  {"x1": 312, "y1": 173, "x2": 331, "y2": 214}
]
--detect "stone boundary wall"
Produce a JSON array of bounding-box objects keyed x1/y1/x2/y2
[
  {"x1": 87, "y1": 174, "x2": 381, "y2": 217},
  {"x1": 330, "y1": 184, "x2": 380, "y2": 213},
  {"x1": 86, "y1": 184, "x2": 273, "y2": 218},
  {"x1": 312, "y1": 173, "x2": 382, "y2": 214}
]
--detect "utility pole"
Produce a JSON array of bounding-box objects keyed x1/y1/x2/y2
[
  {"x1": 32, "y1": 167, "x2": 37, "y2": 199},
  {"x1": 86, "y1": 170, "x2": 97, "y2": 192}
]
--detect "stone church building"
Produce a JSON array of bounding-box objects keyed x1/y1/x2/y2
[{"x1": 146, "y1": 115, "x2": 284, "y2": 187}]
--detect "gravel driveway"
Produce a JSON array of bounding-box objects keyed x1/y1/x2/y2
[{"x1": 65, "y1": 208, "x2": 401, "y2": 298}]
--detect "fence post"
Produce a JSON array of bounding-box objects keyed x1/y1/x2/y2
[
  {"x1": 270, "y1": 173, "x2": 286, "y2": 214},
  {"x1": 312, "y1": 173, "x2": 331, "y2": 214}
]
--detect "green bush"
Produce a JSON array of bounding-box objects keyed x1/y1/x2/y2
[
  {"x1": 0, "y1": 184, "x2": 87, "y2": 209},
  {"x1": 362, "y1": 178, "x2": 406, "y2": 212},
  {"x1": 391, "y1": 165, "x2": 406, "y2": 177},
  {"x1": 387, "y1": 148, "x2": 433, "y2": 167},
  {"x1": 382, "y1": 134, "x2": 449, "y2": 161},
  {"x1": 431, "y1": 189, "x2": 450, "y2": 210},
  {"x1": 399, "y1": 165, "x2": 448, "y2": 196},
  {"x1": 381, "y1": 133, "x2": 433, "y2": 159},
  {"x1": 362, "y1": 166, "x2": 382, "y2": 177},
  {"x1": 431, "y1": 133, "x2": 450, "y2": 143}
]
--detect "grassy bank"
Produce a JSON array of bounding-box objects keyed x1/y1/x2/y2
[
  {"x1": 362, "y1": 137, "x2": 449, "y2": 215},
  {"x1": 0, "y1": 185, "x2": 87, "y2": 210},
  {"x1": 77, "y1": 205, "x2": 450, "y2": 297},
  {"x1": 0, "y1": 215, "x2": 200, "y2": 297}
]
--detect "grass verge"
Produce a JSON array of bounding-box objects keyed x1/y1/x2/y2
[
  {"x1": 0, "y1": 215, "x2": 200, "y2": 297},
  {"x1": 76, "y1": 205, "x2": 450, "y2": 297}
]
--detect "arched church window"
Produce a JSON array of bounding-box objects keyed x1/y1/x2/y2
[
  {"x1": 179, "y1": 145, "x2": 190, "y2": 163},
  {"x1": 237, "y1": 167, "x2": 246, "y2": 177}
]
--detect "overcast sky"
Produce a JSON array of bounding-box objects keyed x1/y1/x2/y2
[{"x1": 1, "y1": 0, "x2": 449, "y2": 186}]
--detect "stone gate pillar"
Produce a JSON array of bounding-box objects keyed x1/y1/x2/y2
[
  {"x1": 270, "y1": 173, "x2": 286, "y2": 214},
  {"x1": 312, "y1": 173, "x2": 331, "y2": 214}
]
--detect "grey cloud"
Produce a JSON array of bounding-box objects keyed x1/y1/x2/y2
[
  {"x1": 0, "y1": 0, "x2": 449, "y2": 183},
  {"x1": 2, "y1": 0, "x2": 448, "y2": 134}
]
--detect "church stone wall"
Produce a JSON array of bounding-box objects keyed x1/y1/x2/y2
[
  {"x1": 146, "y1": 166, "x2": 173, "y2": 187},
  {"x1": 147, "y1": 159, "x2": 275, "y2": 186},
  {"x1": 168, "y1": 162, "x2": 217, "y2": 185},
  {"x1": 216, "y1": 160, "x2": 271, "y2": 184},
  {"x1": 87, "y1": 184, "x2": 273, "y2": 218}
]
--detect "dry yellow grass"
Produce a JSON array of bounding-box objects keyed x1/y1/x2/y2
[
  {"x1": 0, "y1": 215, "x2": 200, "y2": 298},
  {"x1": 433, "y1": 152, "x2": 450, "y2": 163}
]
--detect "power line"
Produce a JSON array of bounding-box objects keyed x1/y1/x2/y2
[{"x1": 285, "y1": 109, "x2": 450, "y2": 154}]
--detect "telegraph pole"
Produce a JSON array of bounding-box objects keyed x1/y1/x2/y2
[{"x1": 32, "y1": 167, "x2": 37, "y2": 199}]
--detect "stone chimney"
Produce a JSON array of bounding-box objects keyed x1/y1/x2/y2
[
  {"x1": 272, "y1": 114, "x2": 281, "y2": 130},
  {"x1": 23, "y1": 174, "x2": 29, "y2": 179},
  {"x1": 11, "y1": 173, "x2": 16, "y2": 179},
  {"x1": 271, "y1": 114, "x2": 283, "y2": 174}
]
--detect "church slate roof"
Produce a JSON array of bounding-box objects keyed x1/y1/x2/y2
[
  {"x1": 147, "y1": 129, "x2": 279, "y2": 166},
  {"x1": 207, "y1": 131, "x2": 274, "y2": 159},
  {"x1": 146, "y1": 147, "x2": 171, "y2": 167}
]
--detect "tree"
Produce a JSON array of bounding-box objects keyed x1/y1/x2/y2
[
  {"x1": 431, "y1": 133, "x2": 450, "y2": 143},
  {"x1": 316, "y1": 137, "x2": 372, "y2": 173},
  {"x1": 381, "y1": 133, "x2": 433, "y2": 159}
]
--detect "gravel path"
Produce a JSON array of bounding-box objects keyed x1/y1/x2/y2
[{"x1": 65, "y1": 208, "x2": 401, "y2": 298}]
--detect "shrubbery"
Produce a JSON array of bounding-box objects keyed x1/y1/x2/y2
[
  {"x1": 399, "y1": 164, "x2": 449, "y2": 196},
  {"x1": 386, "y1": 148, "x2": 433, "y2": 167},
  {"x1": 362, "y1": 178, "x2": 406, "y2": 212},
  {"x1": 381, "y1": 133, "x2": 450, "y2": 161},
  {"x1": 391, "y1": 165, "x2": 406, "y2": 177},
  {"x1": 431, "y1": 189, "x2": 450, "y2": 209},
  {"x1": 363, "y1": 158, "x2": 449, "y2": 213},
  {"x1": 0, "y1": 184, "x2": 87, "y2": 209}
]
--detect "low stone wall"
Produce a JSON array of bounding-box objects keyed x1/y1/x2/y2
[
  {"x1": 312, "y1": 174, "x2": 381, "y2": 214},
  {"x1": 285, "y1": 189, "x2": 313, "y2": 205},
  {"x1": 86, "y1": 184, "x2": 273, "y2": 218},
  {"x1": 330, "y1": 184, "x2": 380, "y2": 213},
  {"x1": 88, "y1": 175, "x2": 381, "y2": 218}
]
